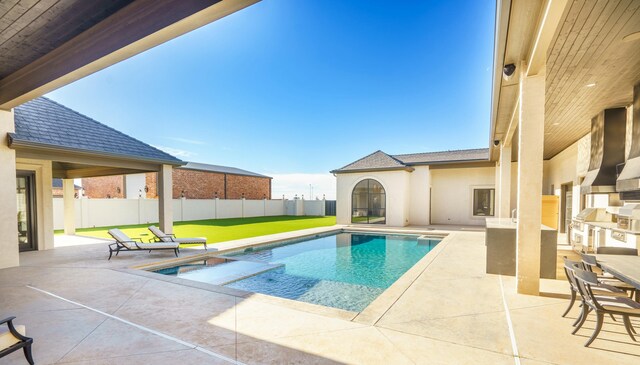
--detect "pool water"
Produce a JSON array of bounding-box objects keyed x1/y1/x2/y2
[{"x1": 155, "y1": 232, "x2": 440, "y2": 311}]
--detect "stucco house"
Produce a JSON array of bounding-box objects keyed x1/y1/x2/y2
[
  {"x1": 81, "y1": 161, "x2": 272, "y2": 200},
  {"x1": 332, "y1": 148, "x2": 494, "y2": 227}
]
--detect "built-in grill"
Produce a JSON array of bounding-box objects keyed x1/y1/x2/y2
[
  {"x1": 571, "y1": 208, "x2": 615, "y2": 252},
  {"x1": 617, "y1": 203, "x2": 640, "y2": 233}
]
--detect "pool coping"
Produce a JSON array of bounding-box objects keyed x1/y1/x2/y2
[{"x1": 129, "y1": 225, "x2": 450, "y2": 323}]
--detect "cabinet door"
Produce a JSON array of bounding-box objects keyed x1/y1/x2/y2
[{"x1": 541, "y1": 195, "x2": 559, "y2": 230}]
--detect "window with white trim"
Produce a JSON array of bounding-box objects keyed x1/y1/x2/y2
[{"x1": 472, "y1": 188, "x2": 495, "y2": 217}]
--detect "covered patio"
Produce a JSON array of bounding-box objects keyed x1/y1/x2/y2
[
  {"x1": 1, "y1": 227, "x2": 639, "y2": 364},
  {"x1": 6, "y1": 96, "x2": 182, "y2": 267}
]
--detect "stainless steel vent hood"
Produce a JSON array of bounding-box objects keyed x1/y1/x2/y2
[
  {"x1": 617, "y1": 82, "x2": 640, "y2": 194},
  {"x1": 580, "y1": 107, "x2": 627, "y2": 194}
]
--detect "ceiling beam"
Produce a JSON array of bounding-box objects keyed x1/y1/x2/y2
[
  {"x1": 526, "y1": 0, "x2": 568, "y2": 76},
  {"x1": 503, "y1": 93, "x2": 520, "y2": 147},
  {"x1": 60, "y1": 167, "x2": 150, "y2": 179},
  {"x1": 0, "y1": 0, "x2": 260, "y2": 109},
  {"x1": 501, "y1": 0, "x2": 569, "y2": 150},
  {"x1": 15, "y1": 148, "x2": 162, "y2": 171}
]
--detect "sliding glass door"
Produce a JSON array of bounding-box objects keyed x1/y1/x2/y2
[{"x1": 16, "y1": 171, "x2": 37, "y2": 252}]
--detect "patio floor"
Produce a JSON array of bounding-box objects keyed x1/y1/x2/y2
[{"x1": 1, "y1": 226, "x2": 639, "y2": 364}]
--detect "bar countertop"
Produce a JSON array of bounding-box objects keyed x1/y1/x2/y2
[{"x1": 485, "y1": 218, "x2": 556, "y2": 231}]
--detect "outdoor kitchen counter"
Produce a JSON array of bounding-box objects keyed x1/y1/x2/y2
[
  {"x1": 585, "y1": 221, "x2": 618, "y2": 230},
  {"x1": 485, "y1": 218, "x2": 557, "y2": 230},
  {"x1": 485, "y1": 218, "x2": 558, "y2": 279}
]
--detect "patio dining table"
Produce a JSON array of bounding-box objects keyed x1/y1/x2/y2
[{"x1": 596, "y1": 254, "x2": 640, "y2": 290}]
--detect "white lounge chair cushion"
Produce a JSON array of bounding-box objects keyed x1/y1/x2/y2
[
  {"x1": 108, "y1": 229, "x2": 137, "y2": 249},
  {"x1": 148, "y1": 226, "x2": 206, "y2": 245},
  {"x1": 138, "y1": 242, "x2": 179, "y2": 249},
  {"x1": 172, "y1": 237, "x2": 206, "y2": 244},
  {"x1": 148, "y1": 226, "x2": 168, "y2": 241},
  {"x1": 0, "y1": 325, "x2": 25, "y2": 349}
]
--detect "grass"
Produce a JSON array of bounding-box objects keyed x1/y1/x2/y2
[{"x1": 55, "y1": 215, "x2": 336, "y2": 246}]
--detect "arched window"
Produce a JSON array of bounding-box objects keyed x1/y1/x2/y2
[{"x1": 351, "y1": 179, "x2": 386, "y2": 224}]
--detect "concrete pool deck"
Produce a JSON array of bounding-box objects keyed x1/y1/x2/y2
[{"x1": 1, "y1": 226, "x2": 639, "y2": 364}]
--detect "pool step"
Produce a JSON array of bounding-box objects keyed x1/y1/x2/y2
[{"x1": 178, "y1": 260, "x2": 283, "y2": 286}]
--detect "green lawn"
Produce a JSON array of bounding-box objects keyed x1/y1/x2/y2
[{"x1": 55, "y1": 216, "x2": 336, "y2": 246}]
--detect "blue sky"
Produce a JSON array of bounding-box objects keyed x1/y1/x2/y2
[{"x1": 47, "y1": 0, "x2": 496, "y2": 199}]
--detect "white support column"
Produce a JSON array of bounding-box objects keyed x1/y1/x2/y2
[
  {"x1": 498, "y1": 144, "x2": 512, "y2": 218},
  {"x1": 0, "y1": 109, "x2": 19, "y2": 268},
  {"x1": 63, "y1": 179, "x2": 76, "y2": 235},
  {"x1": 158, "y1": 164, "x2": 173, "y2": 234},
  {"x1": 516, "y1": 65, "x2": 545, "y2": 295}
]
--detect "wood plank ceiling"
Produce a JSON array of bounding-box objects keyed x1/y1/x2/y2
[
  {"x1": 544, "y1": 0, "x2": 640, "y2": 159},
  {"x1": 0, "y1": 0, "x2": 133, "y2": 79}
]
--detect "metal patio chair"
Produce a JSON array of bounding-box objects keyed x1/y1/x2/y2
[
  {"x1": 572, "y1": 267, "x2": 639, "y2": 347},
  {"x1": 562, "y1": 258, "x2": 626, "y2": 322},
  {"x1": 0, "y1": 317, "x2": 34, "y2": 365},
  {"x1": 580, "y1": 253, "x2": 636, "y2": 298}
]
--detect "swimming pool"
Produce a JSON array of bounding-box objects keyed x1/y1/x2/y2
[{"x1": 153, "y1": 231, "x2": 441, "y2": 311}]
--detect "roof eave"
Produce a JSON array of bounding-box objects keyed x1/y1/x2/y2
[
  {"x1": 330, "y1": 166, "x2": 415, "y2": 174},
  {"x1": 177, "y1": 166, "x2": 271, "y2": 179},
  {"x1": 405, "y1": 158, "x2": 491, "y2": 166},
  {"x1": 489, "y1": 0, "x2": 512, "y2": 159},
  {"x1": 9, "y1": 136, "x2": 185, "y2": 167}
]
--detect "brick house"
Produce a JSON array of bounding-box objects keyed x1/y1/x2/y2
[{"x1": 82, "y1": 162, "x2": 272, "y2": 200}]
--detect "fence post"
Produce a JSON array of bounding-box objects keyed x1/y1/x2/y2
[
  {"x1": 214, "y1": 197, "x2": 218, "y2": 220},
  {"x1": 242, "y1": 197, "x2": 245, "y2": 218}
]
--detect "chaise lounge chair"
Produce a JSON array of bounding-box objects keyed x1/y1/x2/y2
[
  {"x1": 0, "y1": 316, "x2": 34, "y2": 365},
  {"x1": 148, "y1": 226, "x2": 208, "y2": 250},
  {"x1": 107, "y1": 228, "x2": 179, "y2": 260}
]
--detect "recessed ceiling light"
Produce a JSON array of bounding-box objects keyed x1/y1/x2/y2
[
  {"x1": 622, "y1": 31, "x2": 640, "y2": 42},
  {"x1": 586, "y1": 83, "x2": 596, "y2": 87}
]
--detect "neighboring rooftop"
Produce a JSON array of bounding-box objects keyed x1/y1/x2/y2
[
  {"x1": 10, "y1": 97, "x2": 182, "y2": 165},
  {"x1": 332, "y1": 148, "x2": 489, "y2": 173},
  {"x1": 52, "y1": 178, "x2": 81, "y2": 189},
  {"x1": 180, "y1": 162, "x2": 271, "y2": 178}
]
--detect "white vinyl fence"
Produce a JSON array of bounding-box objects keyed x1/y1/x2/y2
[{"x1": 53, "y1": 198, "x2": 326, "y2": 230}]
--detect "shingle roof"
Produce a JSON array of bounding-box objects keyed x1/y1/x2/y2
[
  {"x1": 394, "y1": 148, "x2": 489, "y2": 164},
  {"x1": 11, "y1": 97, "x2": 182, "y2": 165},
  {"x1": 331, "y1": 150, "x2": 409, "y2": 173},
  {"x1": 180, "y1": 162, "x2": 271, "y2": 178},
  {"x1": 332, "y1": 148, "x2": 489, "y2": 173}
]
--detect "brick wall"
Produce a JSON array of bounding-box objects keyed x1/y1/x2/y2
[
  {"x1": 81, "y1": 175, "x2": 125, "y2": 198},
  {"x1": 145, "y1": 172, "x2": 158, "y2": 198},
  {"x1": 136, "y1": 169, "x2": 271, "y2": 199},
  {"x1": 171, "y1": 169, "x2": 226, "y2": 199},
  {"x1": 226, "y1": 174, "x2": 271, "y2": 199}
]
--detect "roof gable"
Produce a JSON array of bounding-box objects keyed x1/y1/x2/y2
[
  {"x1": 12, "y1": 97, "x2": 182, "y2": 165},
  {"x1": 332, "y1": 148, "x2": 490, "y2": 173},
  {"x1": 332, "y1": 150, "x2": 407, "y2": 173}
]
